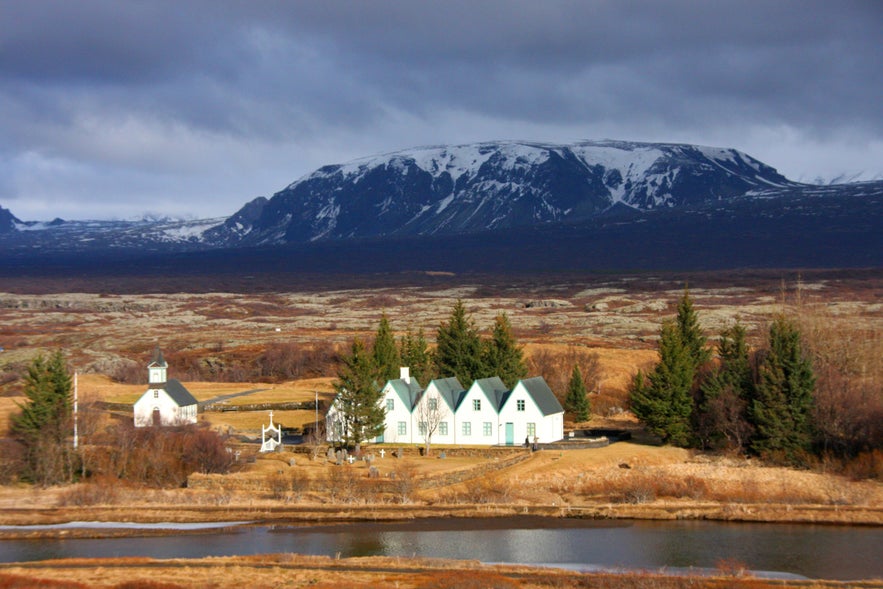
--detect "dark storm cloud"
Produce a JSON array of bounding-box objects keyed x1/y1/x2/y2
[{"x1": 1, "y1": 0, "x2": 880, "y2": 219}]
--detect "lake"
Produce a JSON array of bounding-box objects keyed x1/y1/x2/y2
[{"x1": 1, "y1": 517, "x2": 880, "y2": 581}]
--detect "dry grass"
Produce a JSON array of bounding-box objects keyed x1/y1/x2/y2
[{"x1": 0, "y1": 554, "x2": 873, "y2": 589}]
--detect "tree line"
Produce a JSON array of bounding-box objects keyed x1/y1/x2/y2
[
  {"x1": 629, "y1": 288, "x2": 881, "y2": 468},
  {"x1": 332, "y1": 300, "x2": 597, "y2": 447},
  {"x1": 332, "y1": 301, "x2": 533, "y2": 447}
]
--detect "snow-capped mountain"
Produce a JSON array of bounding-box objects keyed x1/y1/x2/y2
[
  {"x1": 1, "y1": 140, "x2": 881, "y2": 272},
  {"x1": 1, "y1": 215, "x2": 227, "y2": 252},
  {"x1": 205, "y1": 140, "x2": 797, "y2": 245},
  {"x1": 0, "y1": 205, "x2": 20, "y2": 234}
]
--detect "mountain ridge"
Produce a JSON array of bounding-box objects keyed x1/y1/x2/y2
[
  {"x1": 203, "y1": 139, "x2": 798, "y2": 246},
  {"x1": 1, "y1": 139, "x2": 881, "y2": 272}
]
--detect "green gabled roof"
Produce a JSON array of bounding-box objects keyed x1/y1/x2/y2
[
  {"x1": 427, "y1": 377, "x2": 466, "y2": 412},
  {"x1": 471, "y1": 376, "x2": 510, "y2": 411},
  {"x1": 386, "y1": 377, "x2": 423, "y2": 410},
  {"x1": 517, "y1": 376, "x2": 564, "y2": 416}
]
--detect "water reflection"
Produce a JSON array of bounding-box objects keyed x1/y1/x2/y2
[{"x1": 0, "y1": 518, "x2": 879, "y2": 581}]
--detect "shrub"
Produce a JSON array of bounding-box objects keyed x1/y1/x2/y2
[
  {"x1": 57, "y1": 477, "x2": 119, "y2": 506},
  {"x1": 0, "y1": 439, "x2": 25, "y2": 484},
  {"x1": 87, "y1": 422, "x2": 234, "y2": 488},
  {"x1": 843, "y1": 449, "x2": 883, "y2": 481}
]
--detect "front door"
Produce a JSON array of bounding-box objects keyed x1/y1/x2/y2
[
  {"x1": 505, "y1": 422, "x2": 514, "y2": 446},
  {"x1": 152, "y1": 408, "x2": 161, "y2": 426}
]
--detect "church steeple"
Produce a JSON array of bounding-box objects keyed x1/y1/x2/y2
[{"x1": 148, "y1": 345, "x2": 167, "y2": 385}]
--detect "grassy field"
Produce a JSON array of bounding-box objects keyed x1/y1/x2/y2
[{"x1": 0, "y1": 271, "x2": 880, "y2": 587}]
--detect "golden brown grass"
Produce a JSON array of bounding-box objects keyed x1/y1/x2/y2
[{"x1": 0, "y1": 554, "x2": 877, "y2": 589}]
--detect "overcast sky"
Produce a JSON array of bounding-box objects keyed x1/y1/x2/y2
[{"x1": 2, "y1": 1, "x2": 881, "y2": 221}]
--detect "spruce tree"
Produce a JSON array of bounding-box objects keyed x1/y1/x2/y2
[
  {"x1": 399, "y1": 328, "x2": 434, "y2": 384},
  {"x1": 565, "y1": 365, "x2": 591, "y2": 422},
  {"x1": 750, "y1": 316, "x2": 816, "y2": 462},
  {"x1": 333, "y1": 338, "x2": 385, "y2": 447},
  {"x1": 695, "y1": 323, "x2": 754, "y2": 451},
  {"x1": 372, "y1": 313, "x2": 400, "y2": 382},
  {"x1": 676, "y1": 287, "x2": 711, "y2": 370},
  {"x1": 434, "y1": 300, "x2": 484, "y2": 387},
  {"x1": 629, "y1": 321, "x2": 694, "y2": 446},
  {"x1": 11, "y1": 350, "x2": 74, "y2": 485},
  {"x1": 481, "y1": 313, "x2": 527, "y2": 388}
]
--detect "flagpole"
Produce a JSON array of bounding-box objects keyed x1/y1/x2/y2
[{"x1": 73, "y1": 371, "x2": 78, "y2": 450}]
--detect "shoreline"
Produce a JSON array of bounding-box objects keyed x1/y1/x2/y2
[{"x1": 0, "y1": 501, "x2": 880, "y2": 540}]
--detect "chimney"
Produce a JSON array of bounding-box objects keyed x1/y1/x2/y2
[{"x1": 400, "y1": 366, "x2": 411, "y2": 385}]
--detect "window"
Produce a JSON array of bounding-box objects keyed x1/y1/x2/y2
[
  {"x1": 439, "y1": 422, "x2": 448, "y2": 436},
  {"x1": 483, "y1": 422, "x2": 493, "y2": 436},
  {"x1": 428, "y1": 398, "x2": 438, "y2": 411},
  {"x1": 527, "y1": 423, "x2": 536, "y2": 439},
  {"x1": 473, "y1": 399, "x2": 481, "y2": 411},
  {"x1": 397, "y1": 421, "x2": 407, "y2": 436},
  {"x1": 418, "y1": 422, "x2": 427, "y2": 436},
  {"x1": 153, "y1": 390, "x2": 159, "y2": 399},
  {"x1": 462, "y1": 421, "x2": 472, "y2": 436},
  {"x1": 517, "y1": 399, "x2": 525, "y2": 411},
  {"x1": 386, "y1": 398, "x2": 394, "y2": 411}
]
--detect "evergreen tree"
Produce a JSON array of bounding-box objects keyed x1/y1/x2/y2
[
  {"x1": 481, "y1": 313, "x2": 527, "y2": 388},
  {"x1": 629, "y1": 321, "x2": 694, "y2": 446},
  {"x1": 565, "y1": 365, "x2": 591, "y2": 422},
  {"x1": 372, "y1": 312, "x2": 400, "y2": 382},
  {"x1": 750, "y1": 316, "x2": 816, "y2": 462},
  {"x1": 676, "y1": 287, "x2": 711, "y2": 370},
  {"x1": 434, "y1": 300, "x2": 484, "y2": 387},
  {"x1": 695, "y1": 323, "x2": 754, "y2": 451},
  {"x1": 11, "y1": 350, "x2": 75, "y2": 485},
  {"x1": 332, "y1": 338, "x2": 385, "y2": 447},
  {"x1": 399, "y1": 328, "x2": 434, "y2": 385}
]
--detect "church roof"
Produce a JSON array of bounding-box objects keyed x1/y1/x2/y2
[{"x1": 163, "y1": 378, "x2": 198, "y2": 407}]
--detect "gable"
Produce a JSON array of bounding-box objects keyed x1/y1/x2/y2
[
  {"x1": 385, "y1": 378, "x2": 423, "y2": 411},
  {"x1": 470, "y1": 377, "x2": 509, "y2": 412},
  {"x1": 426, "y1": 377, "x2": 466, "y2": 412},
  {"x1": 515, "y1": 377, "x2": 564, "y2": 416}
]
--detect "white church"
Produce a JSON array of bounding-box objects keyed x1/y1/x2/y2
[
  {"x1": 133, "y1": 347, "x2": 199, "y2": 427},
  {"x1": 327, "y1": 368, "x2": 564, "y2": 446}
]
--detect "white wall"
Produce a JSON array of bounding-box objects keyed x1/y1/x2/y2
[
  {"x1": 455, "y1": 385, "x2": 501, "y2": 445},
  {"x1": 133, "y1": 388, "x2": 197, "y2": 427},
  {"x1": 381, "y1": 384, "x2": 415, "y2": 444}
]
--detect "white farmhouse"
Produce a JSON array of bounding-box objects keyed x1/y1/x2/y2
[
  {"x1": 497, "y1": 377, "x2": 564, "y2": 445},
  {"x1": 457, "y1": 377, "x2": 509, "y2": 445},
  {"x1": 326, "y1": 367, "x2": 564, "y2": 446},
  {"x1": 133, "y1": 347, "x2": 198, "y2": 427},
  {"x1": 413, "y1": 376, "x2": 465, "y2": 445},
  {"x1": 378, "y1": 367, "x2": 423, "y2": 444}
]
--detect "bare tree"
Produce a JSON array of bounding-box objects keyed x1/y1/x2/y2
[{"x1": 416, "y1": 392, "x2": 449, "y2": 456}]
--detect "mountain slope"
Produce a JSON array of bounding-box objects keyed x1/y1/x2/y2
[
  {"x1": 0, "y1": 205, "x2": 20, "y2": 234},
  {"x1": 205, "y1": 140, "x2": 796, "y2": 245}
]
